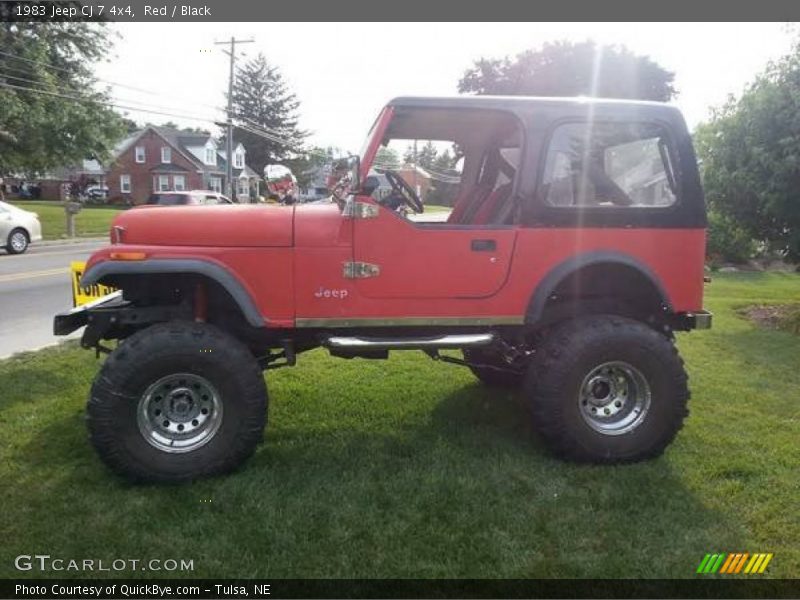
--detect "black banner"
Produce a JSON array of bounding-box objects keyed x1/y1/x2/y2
[
  {"x1": 2, "y1": 579, "x2": 800, "y2": 599},
  {"x1": 3, "y1": 0, "x2": 800, "y2": 22}
]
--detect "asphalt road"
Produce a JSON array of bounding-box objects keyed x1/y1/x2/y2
[{"x1": 0, "y1": 239, "x2": 107, "y2": 359}]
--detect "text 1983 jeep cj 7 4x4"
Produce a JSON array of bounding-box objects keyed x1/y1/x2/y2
[{"x1": 55, "y1": 96, "x2": 711, "y2": 482}]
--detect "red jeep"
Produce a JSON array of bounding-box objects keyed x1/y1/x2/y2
[{"x1": 55, "y1": 96, "x2": 711, "y2": 482}]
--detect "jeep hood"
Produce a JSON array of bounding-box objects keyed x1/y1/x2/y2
[{"x1": 111, "y1": 205, "x2": 294, "y2": 247}]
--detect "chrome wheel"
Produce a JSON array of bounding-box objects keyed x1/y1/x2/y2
[
  {"x1": 137, "y1": 373, "x2": 223, "y2": 453},
  {"x1": 9, "y1": 230, "x2": 27, "y2": 253},
  {"x1": 578, "y1": 361, "x2": 651, "y2": 436}
]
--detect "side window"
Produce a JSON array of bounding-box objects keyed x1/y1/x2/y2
[
  {"x1": 374, "y1": 139, "x2": 464, "y2": 207},
  {"x1": 204, "y1": 194, "x2": 219, "y2": 205},
  {"x1": 542, "y1": 122, "x2": 678, "y2": 208}
]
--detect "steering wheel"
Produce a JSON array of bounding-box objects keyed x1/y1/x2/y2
[{"x1": 381, "y1": 170, "x2": 424, "y2": 214}]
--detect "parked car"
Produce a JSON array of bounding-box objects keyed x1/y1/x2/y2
[
  {"x1": 146, "y1": 190, "x2": 233, "y2": 206},
  {"x1": 84, "y1": 185, "x2": 109, "y2": 201},
  {"x1": 56, "y1": 96, "x2": 711, "y2": 483},
  {"x1": 0, "y1": 200, "x2": 42, "y2": 254}
]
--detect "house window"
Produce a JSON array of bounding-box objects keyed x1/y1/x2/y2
[
  {"x1": 161, "y1": 147, "x2": 171, "y2": 164},
  {"x1": 173, "y1": 175, "x2": 186, "y2": 191},
  {"x1": 120, "y1": 174, "x2": 131, "y2": 193},
  {"x1": 135, "y1": 146, "x2": 145, "y2": 163},
  {"x1": 209, "y1": 177, "x2": 222, "y2": 193},
  {"x1": 205, "y1": 147, "x2": 216, "y2": 165},
  {"x1": 237, "y1": 178, "x2": 249, "y2": 197},
  {"x1": 157, "y1": 175, "x2": 169, "y2": 191},
  {"x1": 234, "y1": 151, "x2": 244, "y2": 169}
]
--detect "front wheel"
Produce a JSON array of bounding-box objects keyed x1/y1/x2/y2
[
  {"x1": 6, "y1": 228, "x2": 29, "y2": 254},
  {"x1": 527, "y1": 315, "x2": 689, "y2": 463},
  {"x1": 87, "y1": 321, "x2": 268, "y2": 482}
]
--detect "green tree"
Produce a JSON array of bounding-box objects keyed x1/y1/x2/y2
[
  {"x1": 458, "y1": 40, "x2": 676, "y2": 101},
  {"x1": 416, "y1": 141, "x2": 438, "y2": 170},
  {"x1": 285, "y1": 146, "x2": 336, "y2": 189},
  {"x1": 0, "y1": 17, "x2": 125, "y2": 176},
  {"x1": 230, "y1": 53, "x2": 307, "y2": 173},
  {"x1": 375, "y1": 146, "x2": 400, "y2": 169},
  {"x1": 432, "y1": 149, "x2": 457, "y2": 173},
  {"x1": 403, "y1": 144, "x2": 415, "y2": 165},
  {"x1": 695, "y1": 41, "x2": 800, "y2": 261}
]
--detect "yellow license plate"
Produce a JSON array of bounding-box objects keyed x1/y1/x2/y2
[{"x1": 71, "y1": 261, "x2": 117, "y2": 307}]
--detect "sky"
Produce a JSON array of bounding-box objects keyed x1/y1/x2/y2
[{"x1": 95, "y1": 22, "x2": 798, "y2": 154}]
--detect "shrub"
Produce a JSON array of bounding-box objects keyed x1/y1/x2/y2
[{"x1": 706, "y1": 211, "x2": 758, "y2": 265}]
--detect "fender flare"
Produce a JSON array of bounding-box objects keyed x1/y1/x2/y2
[
  {"x1": 525, "y1": 251, "x2": 672, "y2": 324},
  {"x1": 81, "y1": 259, "x2": 265, "y2": 327}
]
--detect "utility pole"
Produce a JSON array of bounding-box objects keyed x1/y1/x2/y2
[
  {"x1": 412, "y1": 139, "x2": 418, "y2": 198},
  {"x1": 215, "y1": 36, "x2": 254, "y2": 200}
]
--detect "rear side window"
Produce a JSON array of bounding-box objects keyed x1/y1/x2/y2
[{"x1": 541, "y1": 122, "x2": 678, "y2": 209}]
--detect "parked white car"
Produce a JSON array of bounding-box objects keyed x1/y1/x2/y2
[{"x1": 0, "y1": 200, "x2": 43, "y2": 254}]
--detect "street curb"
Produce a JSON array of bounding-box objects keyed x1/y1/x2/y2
[
  {"x1": 0, "y1": 336, "x2": 81, "y2": 362},
  {"x1": 38, "y1": 237, "x2": 106, "y2": 246}
]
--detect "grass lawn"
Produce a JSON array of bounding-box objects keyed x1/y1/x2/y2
[
  {"x1": 424, "y1": 203, "x2": 452, "y2": 213},
  {"x1": 8, "y1": 200, "x2": 123, "y2": 240},
  {"x1": 0, "y1": 273, "x2": 798, "y2": 579}
]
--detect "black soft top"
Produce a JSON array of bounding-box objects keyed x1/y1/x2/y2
[{"x1": 388, "y1": 95, "x2": 685, "y2": 125}]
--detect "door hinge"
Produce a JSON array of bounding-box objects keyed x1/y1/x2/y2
[
  {"x1": 343, "y1": 261, "x2": 381, "y2": 278},
  {"x1": 343, "y1": 201, "x2": 379, "y2": 219}
]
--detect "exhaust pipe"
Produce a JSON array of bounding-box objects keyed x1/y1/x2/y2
[{"x1": 325, "y1": 333, "x2": 495, "y2": 351}]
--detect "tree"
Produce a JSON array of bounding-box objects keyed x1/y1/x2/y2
[
  {"x1": 0, "y1": 16, "x2": 125, "y2": 176},
  {"x1": 458, "y1": 40, "x2": 676, "y2": 101},
  {"x1": 695, "y1": 41, "x2": 800, "y2": 261},
  {"x1": 432, "y1": 149, "x2": 457, "y2": 173},
  {"x1": 416, "y1": 141, "x2": 438, "y2": 170},
  {"x1": 230, "y1": 53, "x2": 307, "y2": 173},
  {"x1": 285, "y1": 146, "x2": 336, "y2": 189},
  {"x1": 375, "y1": 147, "x2": 400, "y2": 169},
  {"x1": 401, "y1": 141, "x2": 441, "y2": 170}
]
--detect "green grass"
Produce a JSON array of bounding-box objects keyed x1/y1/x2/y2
[
  {"x1": 424, "y1": 203, "x2": 452, "y2": 213},
  {"x1": 9, "y1": 200, "x2": 123, "y2": 240},
  {"x1": 0, "y1": 273, "x2": 798, "y2": 579}
]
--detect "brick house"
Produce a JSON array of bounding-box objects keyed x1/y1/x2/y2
[
  {"x1": 397, "y1": 165, "x2": 434, "y2": 201},
  {"x1": 106, "y1": 126, "x2": 260, "y2": 204}
]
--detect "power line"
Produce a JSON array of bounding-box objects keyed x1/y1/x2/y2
[
  {"x1": 0, "y1": 48, "x2": 229, "y2": 115},
  {"x1": 0, "y1": 80, "x2": 220, "y2": 125},
  {"x1": 0, "y1": 69, "x2": 225, "y2": 122},
  {"x1": 0, "y1": 49, "x2": 162, "y2": 96}
]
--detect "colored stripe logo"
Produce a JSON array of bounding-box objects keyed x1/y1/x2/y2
[{"x1": 696, "y1": 553, "x2": 773, "y2": 574}]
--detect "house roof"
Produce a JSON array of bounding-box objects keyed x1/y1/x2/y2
[{"x1": 109, "y1": 126, "x2": 258, "y2": 178}]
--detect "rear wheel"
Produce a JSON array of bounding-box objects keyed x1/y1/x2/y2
[
  {"x1": 87, "y1": 321, "x2": 268, "y2": 482},
  {"x1": 6, "y1": 228, "x2": 29, "y2": 254},
  {"x1": 527, "y1": 315, "x2": 688, "y2": 463},
  {"x1": 463, "y1": 347, "x2": 525, "y2": 388}
]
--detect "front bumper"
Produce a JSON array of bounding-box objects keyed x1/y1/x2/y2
[{"x1": 53, "y1": 290, "x2": 123, "y2": 336}]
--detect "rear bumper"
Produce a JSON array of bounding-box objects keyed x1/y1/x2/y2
[
  {"x1": 685, "y1": 310, "x2": 713, "y2": 330},
  {"x1": 53, "y1": 290, "x2": 123, "y2": 336}
]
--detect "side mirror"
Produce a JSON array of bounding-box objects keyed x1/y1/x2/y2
[{"x1": 332, "y1": 155, "x2": 361, "y2": 192}]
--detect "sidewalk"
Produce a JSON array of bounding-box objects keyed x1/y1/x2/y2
[{"x1": 38, "y1": 236, "x2": 106, "y2": 246}]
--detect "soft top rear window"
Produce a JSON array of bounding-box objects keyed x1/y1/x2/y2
[{"x1": 541, "y1": 121, "x2": 678, "y2": 209}]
